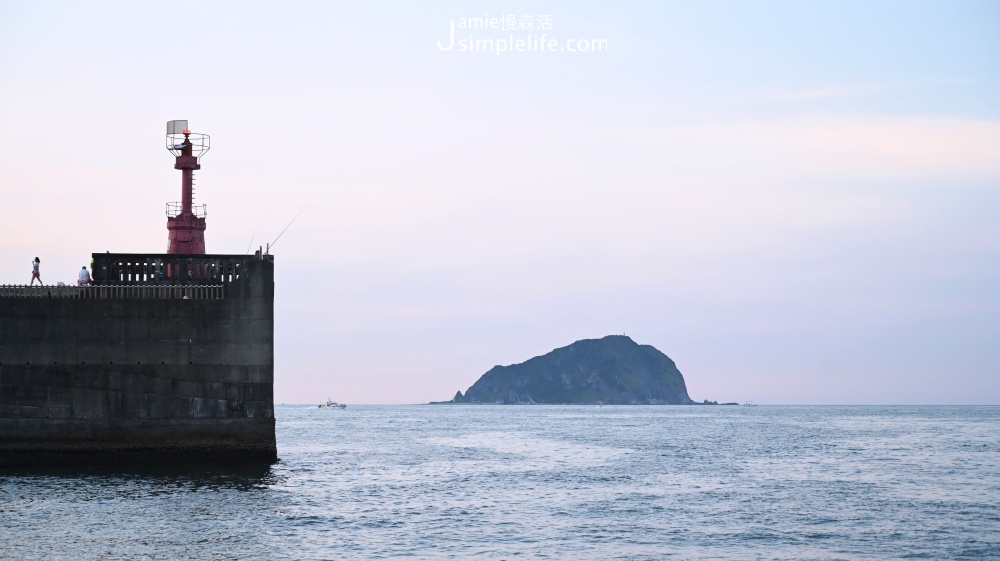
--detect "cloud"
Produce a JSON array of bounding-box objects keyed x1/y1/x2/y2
[
  {"x1": 611, "y1": 114, "x2": 1000, "y2": 183},
  {"x1": 774, "y1": 85, "x2": 883, "y2": 102}
]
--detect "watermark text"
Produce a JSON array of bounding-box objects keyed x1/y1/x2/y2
[{"x1": 436, "y1": 15, "x2": 607, "y2": 55}]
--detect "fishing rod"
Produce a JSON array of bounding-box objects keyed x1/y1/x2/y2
[
  {"x1": 245, "y1": 225, "x2": 259, "y2": 255},
  {"x1": 266, "y1": 205, "x2": 307, "y2": 254}
]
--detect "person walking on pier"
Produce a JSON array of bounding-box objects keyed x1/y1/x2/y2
[{"x1": 30, "y1": 257, "x2": 42, "y2": 285}]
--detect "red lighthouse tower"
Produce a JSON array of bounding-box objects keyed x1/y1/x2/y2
[{"x1": 165, "y1": 120, "x2": 210, "y2": 254}]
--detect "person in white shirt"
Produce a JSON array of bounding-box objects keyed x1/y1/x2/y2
[
  {"x1": 31, "y1": 257, "x2": 42, "y2": 285},
  {"x1": 78, "y1": 266, "x2": 91, "y2": 286}
]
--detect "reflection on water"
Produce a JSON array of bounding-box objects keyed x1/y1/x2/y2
[
  {"x1": 1, "y1": 463, "x2": 279, "y2": 495},
  {"x1": 1, "y1": 405, "x2": 998, "y2": 560}
]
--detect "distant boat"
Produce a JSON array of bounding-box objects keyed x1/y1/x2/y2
[
  {"x1": 318, "y1": 398, "x2": 347, "y2": 409},
  {"x1": 742, "y1": 400, "x2": 757, "y2": 407}
]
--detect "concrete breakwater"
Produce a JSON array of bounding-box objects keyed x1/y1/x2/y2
[{"x1": 0, "y1": 253, "x2": 276, "y2": 467}]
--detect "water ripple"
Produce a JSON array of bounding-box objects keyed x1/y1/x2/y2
[{"x1": 1, "y1": 405, "x2": 998, "y2": 560}]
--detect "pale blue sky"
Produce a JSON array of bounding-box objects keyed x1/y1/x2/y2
[{"x1": 1, "y1": 1, "x2": 998, "y2": 404}]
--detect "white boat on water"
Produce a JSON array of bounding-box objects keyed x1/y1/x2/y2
[
  {"x1": 743, "y1": 400, "x2": 757, "y2": 407},
  {"x1": 318, "y1": 398, "x2": 347, "y2": 409}
]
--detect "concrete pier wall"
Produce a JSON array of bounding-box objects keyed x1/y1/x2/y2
[{"x1": 0, "y1": 255, "x2": 276, "y2": 467}]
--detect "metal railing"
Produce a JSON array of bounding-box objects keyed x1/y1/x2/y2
[
  {"x1": 166, "y1": 202, "x2": 207, "y2": 219},
  {"x1": 91, "y1": 253, "x2": 246, "y2": 285},
  {"x1": 0, "y1": 284, "x2": 225, "y2": 300}
]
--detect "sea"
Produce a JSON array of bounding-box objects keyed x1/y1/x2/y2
[{"x1": 1, "y1": 405, "x2": 998, "y2": 560}]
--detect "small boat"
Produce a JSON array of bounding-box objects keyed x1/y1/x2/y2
[
  {"x1": 742, "y1": 400, "x2": 756, "y2": 407},
  {"x1": 318, "y1": 398, "x2": 347, "y2": 409}
]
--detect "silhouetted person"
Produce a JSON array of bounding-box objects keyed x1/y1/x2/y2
[{"x1": 30, "y1": 257, "x2": 42, "y2": 285}]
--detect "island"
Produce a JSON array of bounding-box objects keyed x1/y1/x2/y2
[{"x1": 440, "y1": 335, "x2": 706, "y2": 405}]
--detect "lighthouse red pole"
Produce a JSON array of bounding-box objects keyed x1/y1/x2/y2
[
  {"x1": 178, "y1": 132, "x2": 197, "y2": 215},
  {"x1": 166, "y1": 127, "x2": 207, "y2": 254}
]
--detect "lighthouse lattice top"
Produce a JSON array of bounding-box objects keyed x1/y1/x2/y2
[{"x1": 166, "y1": 120, "x2": 210, "y2": 159}]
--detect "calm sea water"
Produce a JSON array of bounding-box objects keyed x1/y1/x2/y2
[{"x1": 1, "y1": 405, "x2": 998, "y2": 560}]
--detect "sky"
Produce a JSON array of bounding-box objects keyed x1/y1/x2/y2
[{"x1": 1, "y1": 1, "x2": 998, "y2": 405}]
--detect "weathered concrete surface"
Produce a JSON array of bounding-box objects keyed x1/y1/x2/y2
[{"x1": 0, "y1": 256, "x2": 276, "y2": 467}]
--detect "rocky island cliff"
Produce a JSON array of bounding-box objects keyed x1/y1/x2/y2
[{"x1": 447, "y1": 335, "x2": 695, "y2": 405}]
